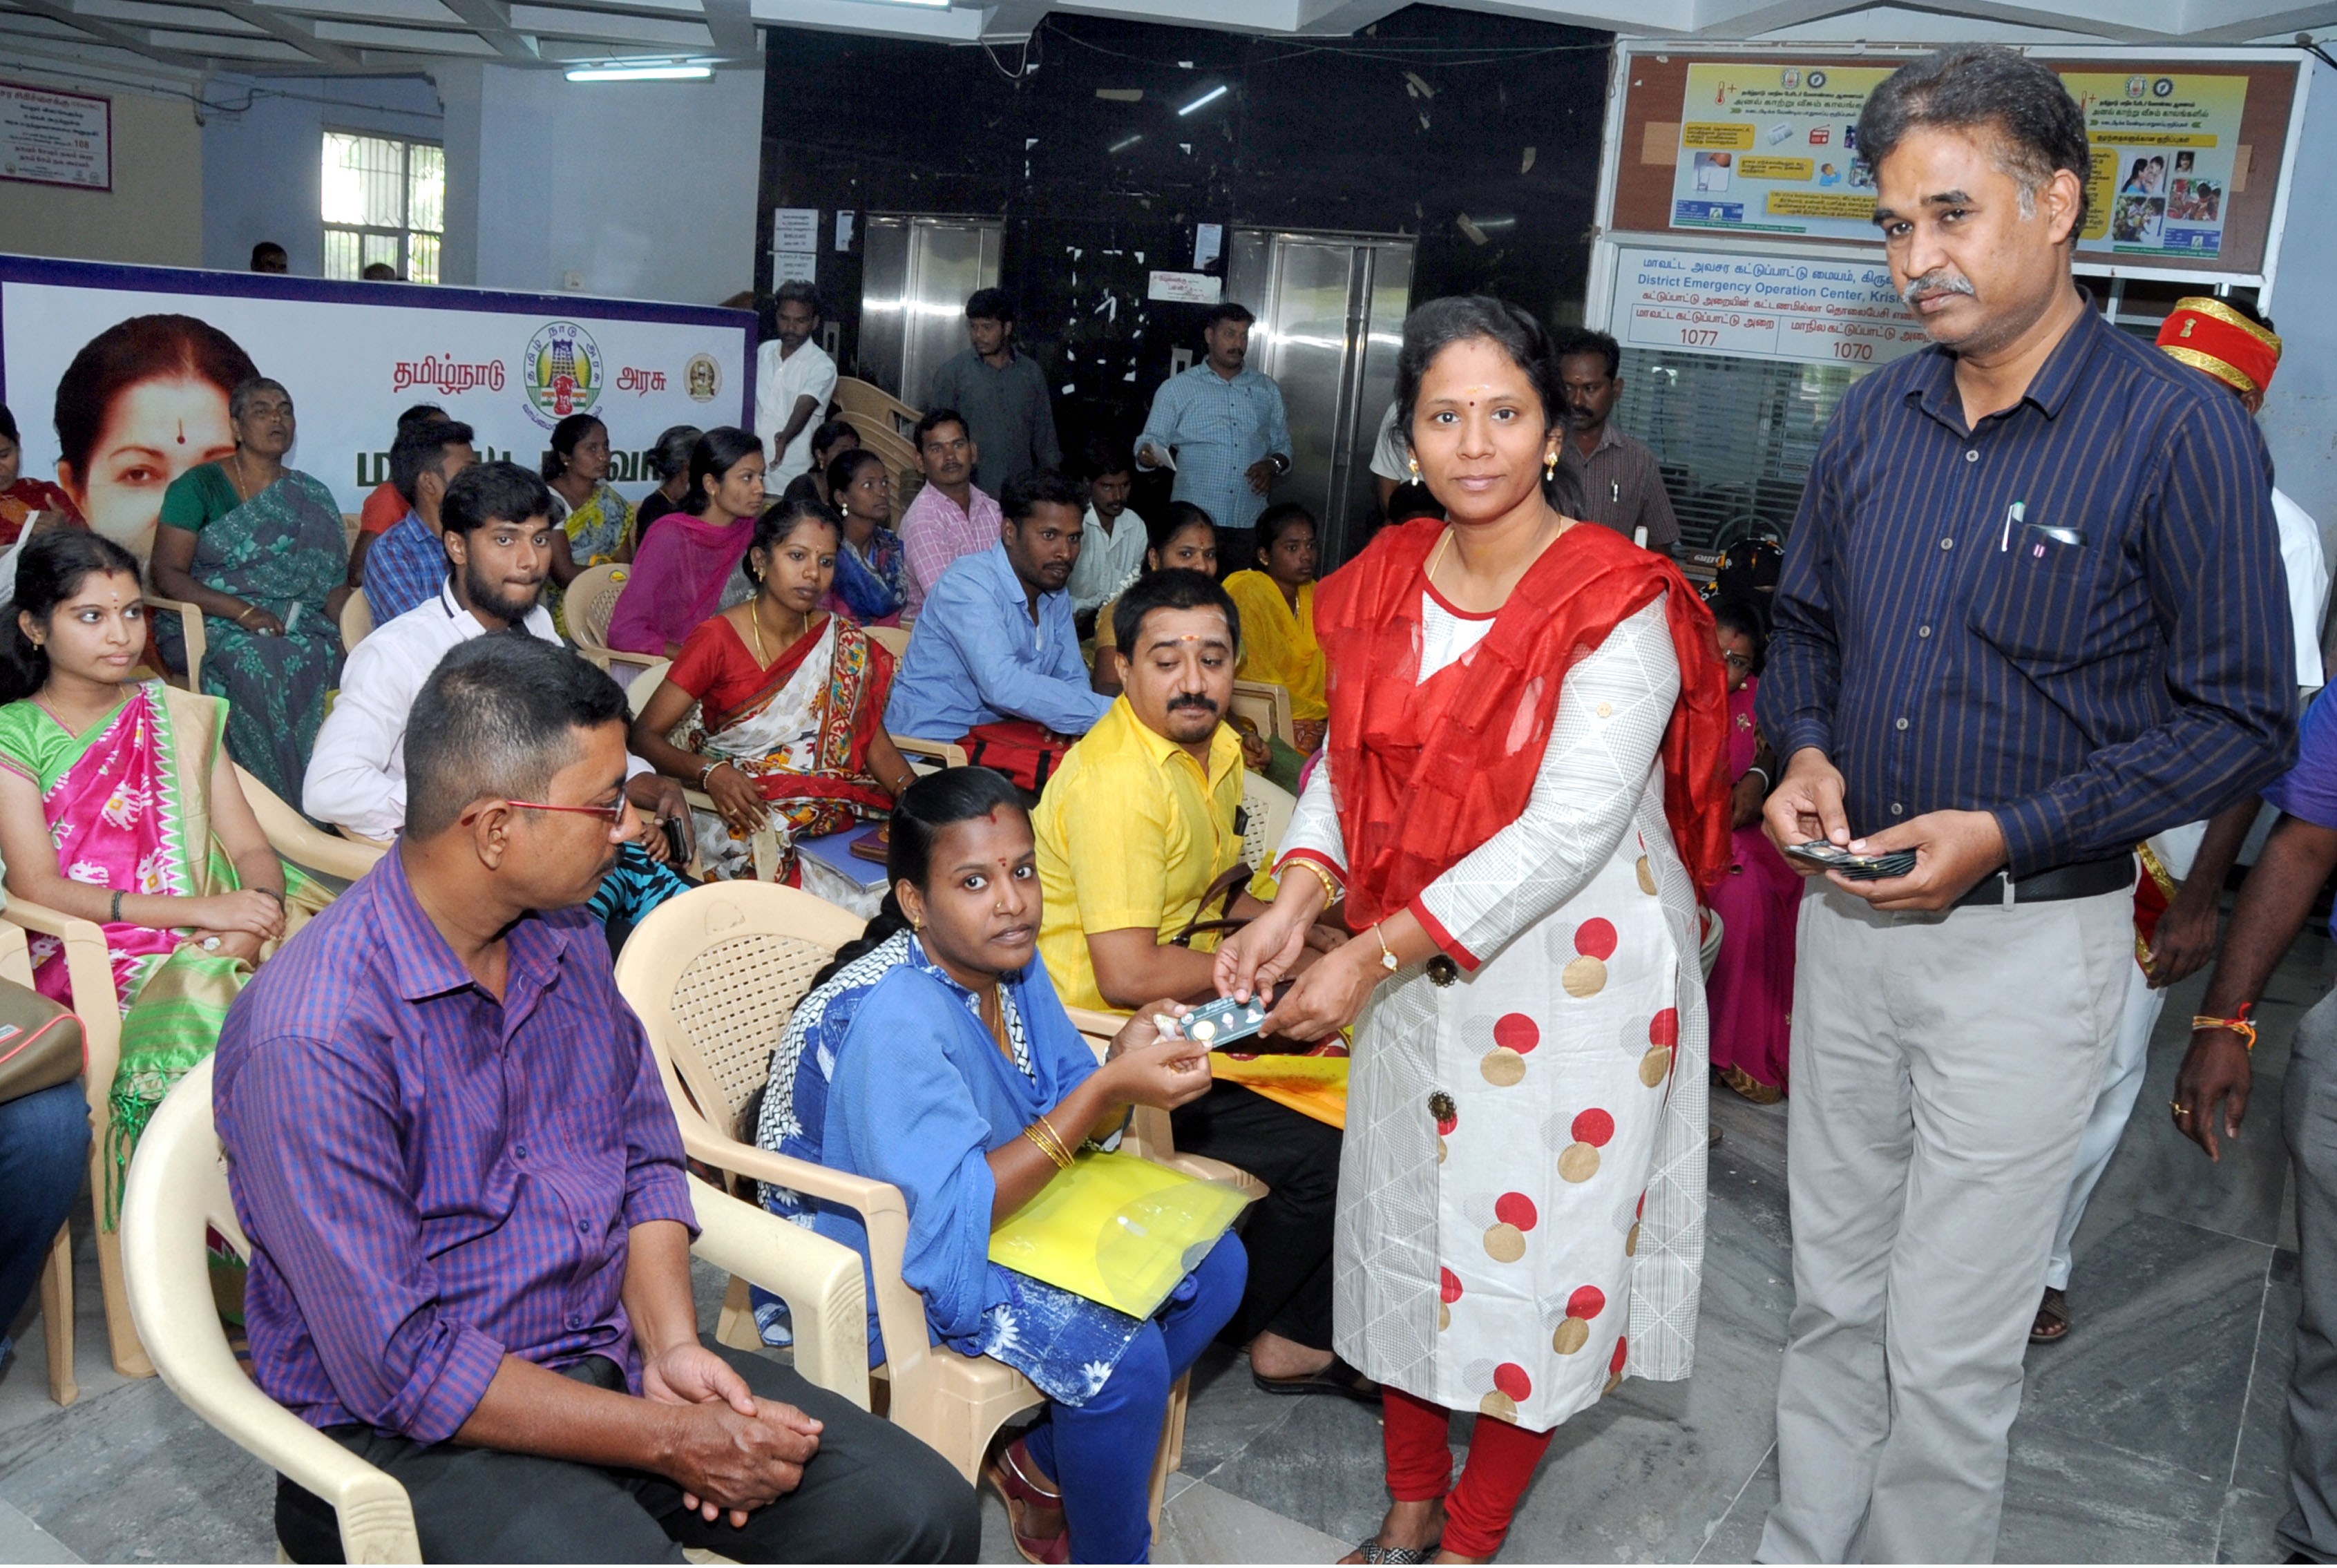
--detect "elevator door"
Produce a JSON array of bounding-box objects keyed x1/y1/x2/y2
[
  {"x1": 1227, "y1": 231, "x2": 1413, "y2": 568},
  {"x1": 859, "y1": 216, "x2": 1002, "y2": 404}
]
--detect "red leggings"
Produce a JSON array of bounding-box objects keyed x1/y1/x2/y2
[{"x1": 1382, "y1": 1386, "x2": 1556, "y2": 1558}]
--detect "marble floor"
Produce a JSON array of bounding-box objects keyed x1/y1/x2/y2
[{"x1": 3, "y1": 921, "x2": 2330, "y2": 1564}]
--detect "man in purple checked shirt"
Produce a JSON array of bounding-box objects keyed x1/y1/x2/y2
[{"x1": 214, "y1": 634, "x2": 976, "y2": 1564}]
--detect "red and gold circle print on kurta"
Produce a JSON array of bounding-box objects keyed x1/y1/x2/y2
[
  {"x1": 1640, "y1": 1005, "x2": 1680, "y2": 1087},
  {"x1": 1485, "y1": 1191, "x2": 1538, "y2": 1262},
  {"x1": 1482, "y1": 1011, "x2": 1540, "y2": 1085},
  {"x1": 1564, "y1": 917, "x2": 1618, "y2": 997},
  {"x1": 1558, "y1": 1105, "x2": 1615, "y2": 1183}
]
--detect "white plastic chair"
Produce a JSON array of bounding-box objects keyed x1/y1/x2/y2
[
  {"x1": 614, "y1": 882, "x2": 1190, "y2": 1518},
  {"x1": 566, "y1": 562, "x2": 663, "y2": 675},
  {"x1": 2, "y1": 765, "x2": 379, "y2": 1388},
  {"x1": 120, "y1": 1055, "x2": 871, "y2": 1564}
]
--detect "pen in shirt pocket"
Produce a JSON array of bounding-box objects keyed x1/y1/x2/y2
[{"x1": 1999, "y1": 499, "x2": 2025, "y2": 553}]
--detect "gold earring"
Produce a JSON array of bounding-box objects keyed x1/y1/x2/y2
[
  {"x1": 1406, "y1": 456, "x2": 1420, "y2": 480},
  {"x1": 1544, "y1": 450, "x2": 1558, "y2": 481}
]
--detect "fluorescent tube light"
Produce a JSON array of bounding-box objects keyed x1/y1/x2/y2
[
  {"x1": 1109, "y1": 133, "x2": 1144, "y2": 153},
  {"x1": 565, "y1": 63, "x2": 712, "y2": 81},
  {"x1": 1176, "y1": 84, "x2": 1228, "y2": 115}
]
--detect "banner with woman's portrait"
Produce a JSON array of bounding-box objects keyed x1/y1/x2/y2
[{"x1": 0, "y1": 254, "x2": 752, "y2": 557}]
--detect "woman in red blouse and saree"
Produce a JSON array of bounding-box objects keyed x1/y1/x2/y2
[
  {"x1": 1217, "y1": 296, "x2": 1731, "y2": 1564},
  {"x1": 629, "y1": 495, "x2": 917, "y2": 900},
  {"x1": 0, "y1": 403, "x2": 84, "y2": 549}
]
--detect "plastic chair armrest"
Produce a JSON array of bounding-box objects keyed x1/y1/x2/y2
[
  {"x1": 890, "y1": 735, "x2": 967, "y2": 773},
  {"x1": 232, "y1": 765, "x2": 385, "y2": 881},
  {"x1": 686, "y1": 1176, "x2": 870, "y2": 1408},
  {"x1": 680, "y1": 787, "x2": 779, "y2": 881},
  {"x1": 120, "y1": 1066, "x2": 418, "y2": 1563},
  {"x1": 663, "y1": 1108, "x2": 928, "y2": 1391},
  {"x1": 144, "y1": 595, "x2": 207, "y2": 685}
]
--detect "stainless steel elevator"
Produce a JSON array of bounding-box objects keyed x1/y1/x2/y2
[
  {"x1": 1225, "y1": 229, "x2": 1414, "y2": 568},
  {"x1": 857, "y1": 215, "x2": 1004, "y2": 404}
]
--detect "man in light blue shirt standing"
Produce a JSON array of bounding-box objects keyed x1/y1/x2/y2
[
  {"x1": 884, "y1": 468, "x2": 1111, "y2": 792},
  {"x1": 1136, "y1": 302, "x2": 1292, "y2": 564}
]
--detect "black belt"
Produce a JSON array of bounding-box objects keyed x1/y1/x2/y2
[{"x1": 1951, "y1": 854, "x2": 2135, "y2": 909}]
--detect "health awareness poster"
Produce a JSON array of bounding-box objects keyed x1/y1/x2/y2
[
  {"x1": 2063, "y1": 72, "x2": 2249, "y2": 259},
  {"x1": 1672, "y1": 64, "x2": 2249, "y2": 260},
  {"x1": 1670, "y1": 64, "x2": 1898, "y2": 241}
]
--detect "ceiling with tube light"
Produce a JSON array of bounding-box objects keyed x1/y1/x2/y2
[{"x1": 0, "y1": 0, "x2": 2326, "y2": 90}]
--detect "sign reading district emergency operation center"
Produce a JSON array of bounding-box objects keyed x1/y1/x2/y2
[{"x1": 1614, "y1": 245, "x2": 1930, "y2": 368}]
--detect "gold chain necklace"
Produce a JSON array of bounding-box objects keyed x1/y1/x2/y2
[{"x1": 749, "y1": 597, "x2": 814, "y2": 666}]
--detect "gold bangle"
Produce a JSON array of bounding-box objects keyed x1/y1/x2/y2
[
  {"x1": 1023, "y1": 1118, "x2": 1072, "y2": 1171},
  {"x1": 1038, "y1": 1112, "x2": 1075, "y2": 1165},
  {"x1": 1286, "y1": 857, "x2": 1340, "y2": 907}
]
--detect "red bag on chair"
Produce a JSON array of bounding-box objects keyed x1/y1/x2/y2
[{"x1": 962, "y1": 719, "x2": 1074, "y2": 794}]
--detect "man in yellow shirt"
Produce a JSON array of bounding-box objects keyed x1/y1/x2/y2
[{"x1": 1034, "y1": 568, "x2": 1364, "y2": 1399}]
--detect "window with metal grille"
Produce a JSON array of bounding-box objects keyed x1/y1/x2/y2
[
  {"x1": 321, "y1": 131, "x2": 444, "y2": 285},
  {"x1": 1614, "y1": 349, "x2": 1869, "y2": 557}
]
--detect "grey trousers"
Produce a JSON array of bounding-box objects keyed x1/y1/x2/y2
[
  {"x1": 2282, "y1": 988, "x2": 2337, "y2": 1560},
  {"x1": 1759, "y1": 885, "x2": 2130, "y2": 1564}
]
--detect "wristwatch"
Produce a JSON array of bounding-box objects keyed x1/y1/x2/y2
[{"x1": 1371, "y1": 924, "x2": 1399, "y2": 973}]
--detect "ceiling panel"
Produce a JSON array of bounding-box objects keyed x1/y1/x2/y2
[
  {"x1": 259, "y1": 0, "x2": 467, "y2": 21},
  {"x1": 144, "y1": 23, "x2": 314, "y2": 52},
  {"x1": 73, "y1": 0, "x2": 265, "y2": 29},
  {"x1": 309, "y1": 17, "x2": 501, "y2": 47},
  {"x1": 510, "y1": 4, "x2": 712, "y2": 40}
]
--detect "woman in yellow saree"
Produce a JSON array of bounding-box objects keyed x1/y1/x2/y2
[
  {"x1": 0, "y1": 530, "x2": 326, "y2": 1212},
  {"x1": 1221, "y1": 501, "x2": 1328, "y2": 755}
]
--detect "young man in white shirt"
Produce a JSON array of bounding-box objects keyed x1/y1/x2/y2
[
  {"x1": 1065, "y1": 439, "x2": 1145, "y2": 634},
  {"x1": 752, "y1": 280, "x2": 839, "y2": 495},
  {"x1": 303, "y1": 461, "x2": 686, "y2": 845}
]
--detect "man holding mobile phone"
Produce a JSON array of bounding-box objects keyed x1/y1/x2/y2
[{"x1": 1754, "y1": 48, "x2": 2296, "y2": 1564}]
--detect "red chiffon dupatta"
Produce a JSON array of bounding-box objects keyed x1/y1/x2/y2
[{"x1": 1315, "y1": 518, "x2": 1732, "y2": 943}]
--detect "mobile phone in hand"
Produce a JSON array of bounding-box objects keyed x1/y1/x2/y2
[{"x1": 1785, "y1": 840, "x2": 1917, "y2": 880}]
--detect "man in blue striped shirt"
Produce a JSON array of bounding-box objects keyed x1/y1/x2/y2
[{"x1": 1754, "y1": 47, "x2": 2296, "y2": 1564}]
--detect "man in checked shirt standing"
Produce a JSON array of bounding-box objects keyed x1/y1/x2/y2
[{"x1": 1754, "y1": 47, "x2": 2296, "y2": 1564}]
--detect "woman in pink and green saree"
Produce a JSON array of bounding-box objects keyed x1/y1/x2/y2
[{"x1": 0, "y1": 530, "x2": 330, "y2": 1217}]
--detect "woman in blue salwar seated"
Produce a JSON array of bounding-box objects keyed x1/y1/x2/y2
[{"x1": 751, "y1": 765, "x2": 1242, "y2": 1565}]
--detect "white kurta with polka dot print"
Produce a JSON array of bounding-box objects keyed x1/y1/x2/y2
[{"x1": 1284, "y1": 594, "x2": 1708, "y2": 1434}]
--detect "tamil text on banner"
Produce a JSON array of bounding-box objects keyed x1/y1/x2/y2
[
  {"x1": 1670, "y1": 61, "x2": 2251, "y2": 262},
  {"x1": 1670, "y1": 64, "x2": 1896, "y2": 242},
  {"x1": 2063, "y1": 71, "x2": 2249, "y2": 259},
  {"x1": 0, "y1": 256, "x2": 752, "y2": 557},
  {"x1": 1614, "y1": 245, "x2": 1929, "y2": 368}
]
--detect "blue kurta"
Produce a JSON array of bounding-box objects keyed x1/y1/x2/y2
[{"x1": 755, "y1": 930, "x2": 1163, "y2": 1403}]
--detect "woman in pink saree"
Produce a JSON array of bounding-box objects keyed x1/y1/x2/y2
[
  {"x1": 1704, "y1": 597, "x2": 1797, "y2": 1102},
  {"x1": 608, "y1": 426, "x2": 764, "y2": 657},
  {"x1": 0, "y1": 531, "x2": 327, "y2": 1214}
]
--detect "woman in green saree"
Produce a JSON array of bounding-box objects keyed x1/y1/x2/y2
[
  {"x1": 149, "y1": 376, "x2": 349, "y2": 812},
  {"x1": 0, "y1": 530, "x2": 327, "y2": 1213},
  {"x1": 542, "y1": 412, "x2": 633, "y2": 636}
]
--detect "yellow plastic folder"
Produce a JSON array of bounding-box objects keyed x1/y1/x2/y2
[
  {"x1": 1211, "y1": 1052, "x2": 1349, "y2": 1130},
  {"x1": 990, "y1": 1151, "x2": 1255, "y2": 1319}
]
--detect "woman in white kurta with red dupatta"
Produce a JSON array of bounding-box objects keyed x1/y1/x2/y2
[{"x1": 1217, "y1": 297, "x2": 1732, "y2": 1565}]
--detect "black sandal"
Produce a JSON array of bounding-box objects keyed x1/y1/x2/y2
[
  {"x1": 2030, "y1": 1286, "x2": 2071, "y2": 1344},
  {"x1": 1254, "y1": 1356, "x2": 1381, "y2": 1402},
  {"x1": 1353, "y1": 1543, "x2": 1437, "y2": 1565}
]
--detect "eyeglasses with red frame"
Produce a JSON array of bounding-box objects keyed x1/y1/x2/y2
[{"x1": 473, "y1": 796, "x2": 633, "y2": 827}]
